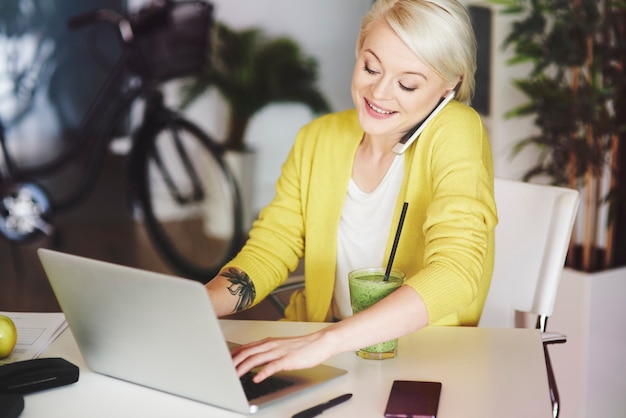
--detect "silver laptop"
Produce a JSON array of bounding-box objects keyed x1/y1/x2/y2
[{"x1": 37, "y1": 248, "x2": 347, "y2": 414}]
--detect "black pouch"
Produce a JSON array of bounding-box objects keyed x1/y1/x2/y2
[
  {"x1": 0, "y1": 358, "x2": 79, "y2": 394},
  {"x1": 0, "y1": 393, "x2": 24, "y2": 418}
]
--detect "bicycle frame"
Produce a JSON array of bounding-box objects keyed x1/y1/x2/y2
[
  {"x1": 0, "y1": 1, "x2": 236, "y2": 277},
  {"x1": 0, "y1": 53, "x2": 144, "y2": 208},
  {"x1": 2, "y1": 0, "x2": 211, "y2": 210}
]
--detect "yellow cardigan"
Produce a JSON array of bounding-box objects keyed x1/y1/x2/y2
[{"x1": 225, "y1": 101, "x2": 497, "y2": 325}]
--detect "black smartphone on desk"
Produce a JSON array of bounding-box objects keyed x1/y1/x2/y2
[{"x1": 384, "y1": 380, "x2": 442, "y2": 418}]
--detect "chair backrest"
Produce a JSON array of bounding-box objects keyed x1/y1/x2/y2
[{"x1": 479, "y1": 178, "x2": 580, "y2": 328}]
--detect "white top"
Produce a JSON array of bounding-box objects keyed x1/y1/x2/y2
[{"x1": 332, "y1": 155, "x2": 405, "y2": 319}]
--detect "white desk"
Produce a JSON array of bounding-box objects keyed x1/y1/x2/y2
[{"x1": 21, "y1": 320, "x2": 552, "y2": 417}]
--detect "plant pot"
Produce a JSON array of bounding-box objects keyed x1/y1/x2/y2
[{"x1": 547, "y1": 266, "x2": 626, "y2": 418}]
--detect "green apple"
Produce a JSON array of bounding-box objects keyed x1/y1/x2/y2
[{"x1": 0, "y1": 315, "x2": 17, "y2": 359}]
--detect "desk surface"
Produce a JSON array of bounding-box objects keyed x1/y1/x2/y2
[{"x1": 22, "y1": 320, "x2": 552, "y2": 417}]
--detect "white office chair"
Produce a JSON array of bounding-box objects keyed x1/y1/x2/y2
[{"x1": 480, "y1": 178, "x2": 580, "y2": 418}]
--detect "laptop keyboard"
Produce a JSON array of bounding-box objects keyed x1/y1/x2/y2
[{"x1": 240, "y1": 372, "x2": 295, "y2": 401}]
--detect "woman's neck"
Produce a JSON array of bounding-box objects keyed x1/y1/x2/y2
[{"x1": 351, "y1": 135, "x2": 398, "y2": 193}]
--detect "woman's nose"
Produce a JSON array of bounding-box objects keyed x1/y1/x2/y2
[{"x1": 371, "y1": 76, "x2": 393, "y2": 99}]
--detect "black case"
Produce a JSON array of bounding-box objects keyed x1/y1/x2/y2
[
  {"x1": 0, "y1": 358, "x2": 79, "y2": 394},
  {"x1": 0, "y1": 393, "x2": 24, "y2": 418}
]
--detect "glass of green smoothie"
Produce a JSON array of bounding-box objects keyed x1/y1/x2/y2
[{"x1": 348, "y1": 267, "x2": 406, "y2": 359}]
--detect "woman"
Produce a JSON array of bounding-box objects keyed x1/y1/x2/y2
[{"x1": 206, "y1": 0, "x2": 497, "y2": 382}]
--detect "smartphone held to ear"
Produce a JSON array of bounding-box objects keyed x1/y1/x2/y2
[
  {"x1": 392, "y1": 88, "x2": 456, "y2": 155},
  {"x1": 384, "y1": 380, "x2": 442, "y2": 418}
]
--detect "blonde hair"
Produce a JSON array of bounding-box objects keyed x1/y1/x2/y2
[{"x1": 357, "y1": 0, "x2": 477, "y2": 104}]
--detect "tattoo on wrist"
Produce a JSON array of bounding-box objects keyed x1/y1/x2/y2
[{"x1": 221, "y1": 268, "x2": 256, "y2": 312}]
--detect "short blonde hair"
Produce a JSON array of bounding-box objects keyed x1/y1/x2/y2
[{"x1": 357, "y1": 0, "x2": 477, "y2": 104}]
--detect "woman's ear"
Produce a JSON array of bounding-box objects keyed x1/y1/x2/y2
[
  {"x1": 445, "y1": 78, "x2": 462, "y2": 96},
  {"x1": 441, "y1": 80, "x2": 460, "y2": 100}
]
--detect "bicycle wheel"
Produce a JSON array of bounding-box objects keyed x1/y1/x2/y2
[{"x1": 134, "y1": 116, "x2": 244, "y2": 282}]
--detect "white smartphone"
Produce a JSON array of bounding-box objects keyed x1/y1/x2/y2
[{"x1": 392, "y1": 89, "x2": 457, "y2": 155}]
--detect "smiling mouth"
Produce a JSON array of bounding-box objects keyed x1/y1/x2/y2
[{"x1": 366, "y1": 99, "x2": 396, "y2": 115}]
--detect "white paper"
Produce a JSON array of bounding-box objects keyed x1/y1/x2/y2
[{"x1": 0, "y1": 311, "x2": 67, "y2": 365}]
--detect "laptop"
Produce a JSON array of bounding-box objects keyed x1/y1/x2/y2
[{"x1": 37, "y1": 248, "x2": 347, "y2": 414}]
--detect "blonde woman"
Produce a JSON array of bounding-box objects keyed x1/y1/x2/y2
[{"x1": 206, "y1": 0, "x2": 497, "y2": 382}]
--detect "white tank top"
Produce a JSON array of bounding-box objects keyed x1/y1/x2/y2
[{"x1": 332, "y1": 154, "x2": 405, "y2": 319}]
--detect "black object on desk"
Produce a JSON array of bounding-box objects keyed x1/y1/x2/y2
[
  {"x1": 384, "y1": 380, "x2": 442, "y2": 418},
  {"x1": 0, "y1": 393, "x2": 24, "y2": 418},
  {"x1": 0, "y1": 358, "x2": 79, "y2": 394},
  {"x1": 292, "y1": 393, "x2": 352, "y2": 418}
]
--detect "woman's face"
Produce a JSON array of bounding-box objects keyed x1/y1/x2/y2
[{"x1": 351, "y1": 19, "x2": 455, "y2": 144}]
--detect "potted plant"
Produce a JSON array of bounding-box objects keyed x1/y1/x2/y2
[
  {"x1": 178, "y1": 21, "x2": 330, "y2": 151},
  {"x1": 492, "y1": 0, "x2": 626, "y2": 272},
  {"x1": 491, "y1": 1, "x2": 626, "y2": 415}
]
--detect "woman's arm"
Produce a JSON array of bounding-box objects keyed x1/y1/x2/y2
[
  {"x1": 205, "y1": 267, "x2": 256, "y2": 317},
  {"x1": 230, "y1": 285, "x2": 428, "y2": 382}
]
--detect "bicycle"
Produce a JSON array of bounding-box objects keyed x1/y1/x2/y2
[{"x1": 0, "y1": 0, "x2": 244, "y2": 283}]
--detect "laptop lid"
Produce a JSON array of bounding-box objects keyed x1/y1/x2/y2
[{"x1": 37, "y1": 249, "x2": 346, "y2": 414}]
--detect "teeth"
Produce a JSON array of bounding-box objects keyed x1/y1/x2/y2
[{"x1": 368, "y1": 101, "x2": 394, "y2": 115}]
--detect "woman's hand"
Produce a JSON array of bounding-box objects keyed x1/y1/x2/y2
[
  {"x1": 231, "y1": 331, "x2": 338, "y2": 383},
  {"x1": 231, "y1": 285, "x2": 428, "y2": 382}
]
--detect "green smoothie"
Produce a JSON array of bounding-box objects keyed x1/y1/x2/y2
[{"x1": 348, "y1": 268, "x2": 405, "y2": 359}]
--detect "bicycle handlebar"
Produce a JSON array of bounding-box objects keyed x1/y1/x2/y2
[
  {"x1": 65, "y1": 0, "x2": 210, "y2": 82},
  {"x1": 67, "y1": 0, "x2": 172, "y2": 43},
  {"x1": 67, "y1": 9, "x2": 125, "y2": 30},
  {"x1": 67, "y1": 9, "x2": 134, "y2": 43}
]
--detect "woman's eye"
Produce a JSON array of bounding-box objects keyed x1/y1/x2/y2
[
  {"x1": 399, "y1": 82, "x2": 416, "y2": 92},
  {"x1": 363, "y1": 65, "x2": 378, "y2": 75}
]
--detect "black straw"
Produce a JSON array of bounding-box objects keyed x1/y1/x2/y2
[{"x1": 384, "y1": 202, "x2": 409, "y2": 281}]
